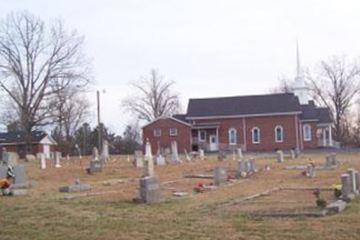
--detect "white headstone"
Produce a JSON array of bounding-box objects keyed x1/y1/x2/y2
[
  {"x1": 134, "y1": 150, "x2": 143, "y2": 168},
  {"x1": 184, "y1": 149, "x2": 191, "y2": 162},
  {"x1": 39, "y1": 153, "x2": 46, "y2": 169},
  {"x1": 92, "y1": 147, "x2": 99, "y2": 162},
  {"x1": 155, "y1": 154, "x2": 166, "y2": 166},
  {"x1": 55, "y1": 151, "x2": 62, "y2": 168},
  {"x1": 199, "y1": 149, "x2": 205, "y2": 160},
  {"x1": 171, "y1": 141, "x2": 180, "y2": 164},
  {"x1": 276, "y1": 150, "x2": 284, "y2": 163},
  {"x1": 237, "y1": 148, "x2": 243, "y2": 160},
  {"x1": 101, "y1": 140, "x2": 110, "y2": 162},
  {"x1": 144, "y1": 140, "x2": 154, "y2": 177}
]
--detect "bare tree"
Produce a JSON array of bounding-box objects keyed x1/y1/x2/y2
[
  {"x1": 122, "y1": 69, "x2": 181, "y2": 122},
  {"x1": 270, "y1": 76, "x2": 294, "y2": 94},
  {"x1": 307, "y1": 56, "x2": 360, "y2": 142},
  {"x1": 0, "y1": 11, "x2": 90, "y2": 151}
]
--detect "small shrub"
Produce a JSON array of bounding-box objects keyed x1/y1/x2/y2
[
  {"x1": 334, "y1": 188, "x2": 342, "y2": 198},
  {"x1": 316, "y1": 198, "x2": 327, "y2": 208}
]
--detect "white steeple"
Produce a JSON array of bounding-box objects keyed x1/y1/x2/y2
[{"x1": 293, "y1": 40, "x2": 310, "y2": 104}]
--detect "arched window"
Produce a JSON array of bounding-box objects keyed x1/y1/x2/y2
[
  {"x1": 274, "y1": 125, "x2": 283, "y2": 143},
  {"x1": 252, "y1": 127, "x2": 260, "y2": 144},
  {"x1": 228, "y1": 128, "x2": 237, "y2": 145},
  {"x1": 303, "y1": 124, "x2": 312, "y2": 141}
]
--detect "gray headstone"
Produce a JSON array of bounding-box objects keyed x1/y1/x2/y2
[
  {"x1": 290, "y1": 150, "x2": 295, "y2": 160},
  {"x1": 13, "y1": 165, "x2": 27, "y2": 185},
  {"x1": 249, "y1": 159, "x2": 257, "y2": 173},
  {"x1": 276, "y1": 150, "x2": 284, "y2": 163},
  {"x1": 237, "y1": 160, "x2": 246, "y2": 174},
  {"x1": 305, "y1": 164, "x2": 315, "y2": 178},
  {"x1": 87, "y1": 161, "x2": 102, "y2": 174},
  {"x1": 100, "y1": 140, "x2": 110, "y2": 162},
  {"x1": 347, "y1": 168, "x2": 358, "y2": 194},
  {"x1": 92, "y1": 147, "x2": 99, "y2": 162},
  {"x1": 355, "y1": 171, "x2": 360, "y2": 192},
  {"x1": 295, "y1": 148, "x2": 300, "y2": 158},
  {"x1": 0, "y1": 166, "x2": 7, "y2": 179},
  {"x1": 155, "y1": 154, "x2": 166, "y2": 166},
  {"x1": 139, "y1": 176, "x2": 161, "y2": 204},
  {"x1": 341, "y1": 174, "x2": 352, "y2": 200},
  {"x1": 2, "y1": 152, "x2": 19, "y2": 167},
  {"x1": 214, "y1": 167, "x2": 227, "y2": 186}
]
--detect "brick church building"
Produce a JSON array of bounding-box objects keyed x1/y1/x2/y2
[
  {"x1": 142, "y1": 92, "x2": 333, "y2": 154},
  {"x1": 142, "y1": 47, "x2": 333, "y2": 154}
]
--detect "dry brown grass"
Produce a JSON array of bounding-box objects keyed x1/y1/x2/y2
[{"x1": 1, "y1": 151, "x2": 360, "y2": 240}]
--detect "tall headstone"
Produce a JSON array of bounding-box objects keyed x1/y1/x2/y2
[
  {"x1": 295, "y1": 148, "x2": 300, "y2": 158},
  {"x1": 55, "y1": 152, "x2": 62, "y2": 168},
  {"x1": 341, "y1": 173, "x2": 352, "y2": 200},
  {"x1": 290, "y1": 150, "x2": 295, "y2": 160},
  {"x1": 355, "y1": 171, "x2": 360, "y2": 193},
  {"x1": 92, "y1": 147, "x2": 99, "y2": 162},
  {"x1": 39, "y1": 153, "x2": 46, "y2": 170},
  {"x1": 237, "y1": 148, "x2": 243, "y2": 160},
  {"x1": 171, "y1": 141, "x2": 180, "y2": 164},
  {"x1": 236, "y1": 160, "x2": 246, "y2": 178},
  {"x1": 214, "y1": 167, "x2": 227, "y2": 186},
  {"x1": 199, "y1": 149, "x2": 205, "y2": 161},
  {"x1": 276, "y1": 150, "x2": 284, "y2": 163},
  {"x1": 347, "y1": 168, "x2": 358, "y2": 194},
  {"x1": 100, "y1": 140, "x2": 110, "y2": 163},
  {"x1": 139, "y1": 176, "x2": 161, "y2": 204},
  {"x1": 144, "y1": 140, "x2": 154, "y2": 177},
  {"x1": 134, "y1": 150, "x2": 143, "y2": 168},
  {"x1": 184, "y1": 149, "x2": 191, "y2": 162},
  {"x1": 249, "y1": 159, "x2": 257, "y2": 173}
]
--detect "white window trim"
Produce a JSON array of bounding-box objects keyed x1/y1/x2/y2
[
  {"x1": 252, "y1": 127, "x2": 260, "y2": 144},
  {"x1": 303, "y1": 124, "x2": 312, "y2": 142},
  {"x1": 198, "y1": 130, "x2": 206, "y2": 142},
  {"x1": 169, "y1": 128, "x2": 178, "y2": 136},
  {"x1": 274, "y1": 125, "x2": 284, "y2": 143},
  {"x1": 228, "y1": 128, "x2": 237, "y2": 145},
  {"x1": 154, "y1": 129, "x2": 161, "y2": 137}
]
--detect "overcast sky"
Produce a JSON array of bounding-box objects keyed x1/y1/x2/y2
[{"x1": 2, "y1": 0, "x2": 360, "y2": 134}]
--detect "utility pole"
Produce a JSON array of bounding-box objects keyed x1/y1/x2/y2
[{"x1": 97, "y1": 90, "x2": 102, "y2": 152}]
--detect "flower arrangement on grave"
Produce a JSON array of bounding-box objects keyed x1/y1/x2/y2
[
  {"x1": 332, "y1": 184, "x2": 342, "y2": 198},
  {"x1": 313, "y1": 188, "x2": 327, "y2": 208}
]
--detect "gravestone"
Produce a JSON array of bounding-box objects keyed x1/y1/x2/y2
[
  {"x1": 347, "y1": 168, "x2": 358, "y2": 195},
  {"x1": 249, "y1": 159, "x2": 257, "y2": 173},
  {"x1": 155, "y1": 154, "x2": 166, "y2": 166},
  {"x1": 341, "y1": 173, "x2": 353, "y2": 201},
  {"x1": 134, "y1": 150, "x2": 143, "y2": 168},
  {"x1": 100, "y1": 140, "x2": 110, "y2": 163},
  {"x1": 290, "y1": 150, "x2": 295, "y2": 160},
  {"x1": 237, "y1": 148, "x2": 243, "y2": 160},
  {"x1": 2, "y1": 152, "x2": 19, "y2": 167},
  {"x1": 355, "y1": 171, "x2": 360, "y2": 193},
  {"x1": 38, "y1": 153, "x2": 46, "y2": 169},
  {"x1": 305, "y1": 164, "x2": 315, "y2": 178},
  {"x1": 92, "y1": 147, "x2": 99, "y2": 162},
  {"x1": 276, "y1": 150, "x2": 284, "y2": 163},
  {"x1": 138, "y1": 176, "x2": 162, "y2": 204},
  {"x1": 0, "y1": 165, "x2": 7, "y2": 179},
  {"x1": 214, "y1": 167, "x2": 227, "y2": 186},
  {"x1": 25, "y1": 154, "x2": 36, "y2": 162},
  {"x1": 199, "y1": 149, "x2": 205, "y2": 160},
  {"x1": 144, "y1": 140, "x2": 154, "y2": 177},
  {"x1": 171, "y1": 141, "x2": 180, "y2": 164},
  {"x1": 55, "y1": 152, "x2": 62, "y2": 168},
  {"x1": 87, "y1": 161, "x2": 102, "y2": 174},
  {"x1": 236, "y1": 160, "x2": 246, "y2": 178},
  {"x1": 12, "y1": 165, "x2": 28, "y2": 189},
  {"x1": 244, "y1": 160, "x2": 252, "y2": 173},
  {"x1": 184, "y1": 149, "x2": 191, "y2": 162}
]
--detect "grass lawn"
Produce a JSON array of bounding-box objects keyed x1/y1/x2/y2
[{"x1": 1, "y1": 151, "x2": 360, "y2": 240}]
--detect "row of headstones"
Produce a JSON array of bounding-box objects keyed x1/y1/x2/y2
[
  {"x1": 276, "y1": 149, "x2": 300, "y2": 163},
  {"x1": 36, "y1": 152, "x2": 62, "y2": 169},
  {"x1": 341, "y1": 168, "x2": 360, "y2": 201}
]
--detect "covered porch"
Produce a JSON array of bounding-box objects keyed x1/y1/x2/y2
[
  {"x1": 191, "y1": 123, "x2": 219, "y2": 152},
  {"x1": 317, "y1": 124, "x2": 333, "y2": 147}
]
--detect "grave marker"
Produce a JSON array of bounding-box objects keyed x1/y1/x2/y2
[
  {"x1": 138, "y1": 176, "x2": 162, "y2": 204},
  {"x1": 214, "y1": 167, "x2": 227, "y2": 186},
  {"x1": 144, "y1": 140, "x2": 154, "y2": 177},
  {"x1": 134, "y1": 150, "x2": 143, "y2": 168},
  {"x1": 171, "y1": 141, "x2": 180, "y2": 164},
  {"x1": 55, "y1": 152, "x2": 62, "y2": 168},
  {"x1": 276, "y1": 150, "x2": 284, "y2": 163},
  {"x1": 341, "y1": 173, "x2": 353, "y2": 201}
]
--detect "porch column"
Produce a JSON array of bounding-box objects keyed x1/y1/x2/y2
[
  {"x1": 323, "y1": 128, "x2": 326, "y2": 147},
  {"x1": 329, "y1": 125, "x2": 333, "y2": 146},
  {"x1": 216, "y1": 127, "x2": 219, "y2": 149}
]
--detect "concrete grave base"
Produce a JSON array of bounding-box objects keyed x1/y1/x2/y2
[
  {"x1": 59, "y1": 183, "x2": 92, "y2": 193},
  {"x1": 326, "y1": 200, "x2": 347, "y2": 214}
]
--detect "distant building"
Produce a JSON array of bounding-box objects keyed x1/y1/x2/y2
[
  {"x1": 0, "y1": 131, "x2": 57, "y2": 158},
  {"x1": 142, "y1": 93, "x2": 333, "y2": 154}
]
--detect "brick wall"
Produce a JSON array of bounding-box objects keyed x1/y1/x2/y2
[{"x1": 142, "y1": 118, "x2": 192, "y2": 154}]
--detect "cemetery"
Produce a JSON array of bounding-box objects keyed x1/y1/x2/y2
[{"x1": 1, "y1": 147, "x2": 360, "y2": 239}]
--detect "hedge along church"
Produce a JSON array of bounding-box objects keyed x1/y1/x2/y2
[{"x1": 142, "y1": 46, "x2": 333, "y2": 154}]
